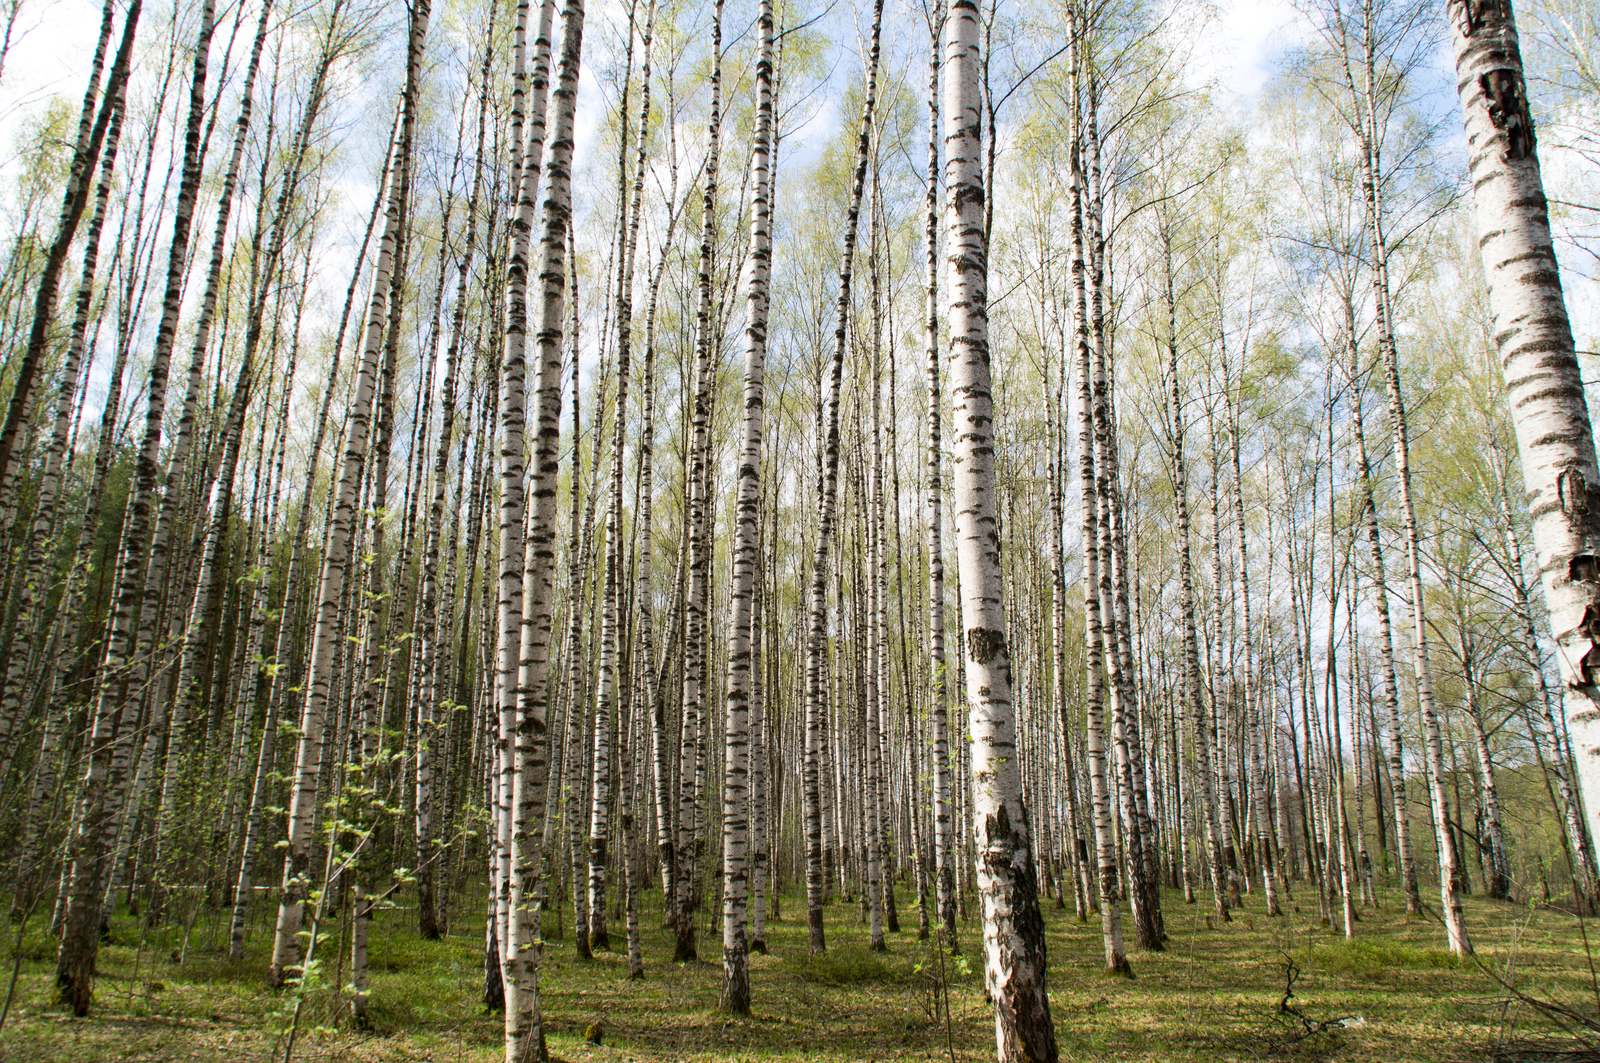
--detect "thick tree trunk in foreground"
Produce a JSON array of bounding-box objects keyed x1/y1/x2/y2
[
  {"x1": 1447, "y1": 0, "x2": 1600, "y2": 877},
  {"x1": 944, "y1": 0, "x2": 1057, "y2": 1056}
]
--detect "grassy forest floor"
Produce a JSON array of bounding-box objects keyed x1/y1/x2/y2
[{"x1": 1, "y1": 882, "x2": 1596, "y2": 1062}]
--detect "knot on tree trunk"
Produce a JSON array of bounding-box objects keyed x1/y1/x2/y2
[
  {"x1": 966, "y1": 626, "x2": 1005, "y2": 665},
  {"x1": 1558, "y1": 467, "x2": 1600, "y2": 529},
  {"x1": 981, "y1": 802, "x2": 1017, "y2": 875},
  {"x1": 1569, "y1": 555, "x2": 1600, "y2": 584},
  {"x1": 1479, "y1": 69, "x2": 1534, "y2": 161},
  {"x1": 1559, "y1": 603, "x2": 1600, "y2": 688},
  {"x1": 1452, "y1": 0, "x2": 1510, "y2": 37}
]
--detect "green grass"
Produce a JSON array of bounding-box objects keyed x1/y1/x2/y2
[
  {"x1": 1296, "y1": 937, "x2": 1462, "y2": 976},
  {"x1": 0, "y1": 880, "x2": 1595, "y2": 1061}
]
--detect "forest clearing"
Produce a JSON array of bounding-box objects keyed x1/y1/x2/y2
[{"x1": 0, "y1": 0, "x2": 1597, "y2": 1055}]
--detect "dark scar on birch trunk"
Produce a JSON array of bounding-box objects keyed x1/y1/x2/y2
[
  {"x1": 983, "y1": 801, "x2": 1058, "y2": 1062},
  {"x1": 967, "y1": 627, "x2": 1005, "y2": 664},
  {"x1": 1479, "y1": 69, "x2": 1534, "y2": 161}
]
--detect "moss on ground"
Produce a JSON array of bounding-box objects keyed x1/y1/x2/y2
[{"x1": 0, "y1": 883, "x2": 1593, "y2": 1061}]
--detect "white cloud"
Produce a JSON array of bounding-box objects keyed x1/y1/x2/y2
[{"x1": 1181, "y1": 0, "x2": 1310, "y2": 107}]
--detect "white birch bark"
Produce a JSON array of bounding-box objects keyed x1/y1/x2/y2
[
  {"x1": 717, "y1": 0, "x2": 774, "y2": 1013},
  {"x1": 152, "y1": 0, "x2": 279, "y2": 915},
  {"x1": 1227, "y1": 362, "x2": 1280, "y2": 917},
  {"x1": 945, "y1": 0, "x2": 1057, "y2": 1054},
  {"x1": 503, "y1": 0, "x2": 585, "y2": 1053},
  {"x1": 674, "y1": 0, "x2": 724, "y2": 964},
  {"x1": 0, "y1": 74, "x2": 124, "y2": 782},
  {"x1": 231, "y1": 82, "x2": 382, "y2": 962},
  {"x1": 268, "y1": 0, "x2": 430, "y2": 980},
  {"x1": 1459, "y1": 629, "x2": 1511, "y2": 898},
  {"x1": 52, "y1": 1, "x2": 205, "y2": 1014},
  {"x1": 1161, "y1": 224, "x2": 1229, "y2": 928},
  {"x1": 925, "y1": 0, "x2": 957, "y2": 947},
  {"x1": 0, "y1": 0, "x2": 124, "y2": 515},
  {"x1": 614, "y1": 0, "x2": 655, "y2": 980},
  {"x1": 801, "y1": 0, "x2": 882, "y2": 956},
  {"x1": 749, "y1": 524, "x2": 770, "y2": 954},
  {"x1": 351, "y1": 275, "x2": 404, "y2": 1024},
  {"x1": 499, "y1": 0, "x2": 555, "y2": 968},
  {"x1": 585, "y1": 0, "x2": 647, "y2": 953},
  {"x1": 641, "y1": 232, "x2": 673, "y2": 923},
  {"x1": 1333, "y1": 0, "x2": 1464, "y2": 947},
  {"x1": 416, "y1": 14, "x2": 494, "y2": 940},
  {"x1": 1073, "y1": 29, "x2": 1130, "y2": 972},
  {"x1": 1346, "y1": 317, "x2": 1422, "y2": 915},
  {"x1": 1489, "y1": 429, "x2": 1600, "y2": 907},
  {"x1": 866, "y1": 305, "x2": 888, "y2": 951},
  {"x1": 1447, "y1": 0, "x2": 1600, "y2": 888}
]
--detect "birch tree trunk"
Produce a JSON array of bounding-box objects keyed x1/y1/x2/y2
[
  {"x1": 150, "y1": 0, "x2": 277, "y2": 920},
  {"x1": 500, "y1": 0, "x2": 559, "y2": 992},
  {"x1": 269, "y1": 0, "x2": 430, "y2": 981},
  {"x1": 499, "y1": 0, "x2": 559, "y2": 977},
  {"x1": 1489, "y1": 428, "x2": 1600, "y2": 909},
  {"x1": 945, "y1": 0, "x2": 1057, "y2": 1054},
  {"x1": 1458, "y1": 625, "x2": 1511, "y2": 899},
  {"x1": 1373, "y1": 225, "x2": 1471, "y2": 957},
  {"x1": 231, "y1": 87, "x2": 384, "y2": 961},
  {"x1": 675, "y1": 0, "x2": 724, "y2": 963},
  {"x1": 1228, "y1": 360, "x2": 1280, "y2": 917},
  {"x1": 641, "y1": 192, "x2": 678, "y2": 928},
  {"x1": 0, "y1": 71, "x2": 125, "y2": 777},
  {"x1": 351, "y1": 233, "x2": 406, "y2": 1025},
  {"x1": 613, "y1": 0, "x2": 655, "y2": 980},
  {"x1": 1161, "y1": 223, "x2": 1228, "y2": 928},
  {"x1": 52, "y1": 1, "x2": 205, "y2": 1014},
  {"x1": 866, "y1": 251, "x2": 888, "y2": 952},
  {"x1": 586, "y1": 0, "x2": 648, "y2": 955},
  {"x1": 1346, "y1": 314, "x2": 1422, "y2": 916},
  {"x1": 1048, "y1": 346, "x2": 1089, "y2": 924},
  {"x1": 504, "y1": 0, "x2": 585, "y2": 1053},
  {"x1": 1073, "y1": 26, "x2": 1130, "y2": 973},
  {"x1": 924, "y1": 0, "x2": 957, "y2": 950},
  {"x1": 801, "y1": 0, "x2": 882, "y2": 954},
  {"x1": 0, "y1": 0, "x2": 129, "y2": 512},
  {"x1": 416, "y1": 12, "x2": 494, "y2": 941},
  {"x1": 1446, "y1": 0, "x2": 1600, "y2": 880},
  {"x1": 718, "y1": 0, "x2": 774, "y2": 1013},
  {"x1": 748, "y1": 522, "x2": 770, "y2": 955}
]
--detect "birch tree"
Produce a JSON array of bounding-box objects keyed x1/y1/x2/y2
[
  {"x1": 1447, "y1": 0, "x2": 1600, "y2": 878},
  {"x1": 719, "y1": 0, "x2": 775, "y2": 1011},
  {"x1": 944, "y1": 0, "x2": 1058, "y2": 1054},
  {"x1": 54, "y1": 0, "x2": 210, "y2": 1013}
]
